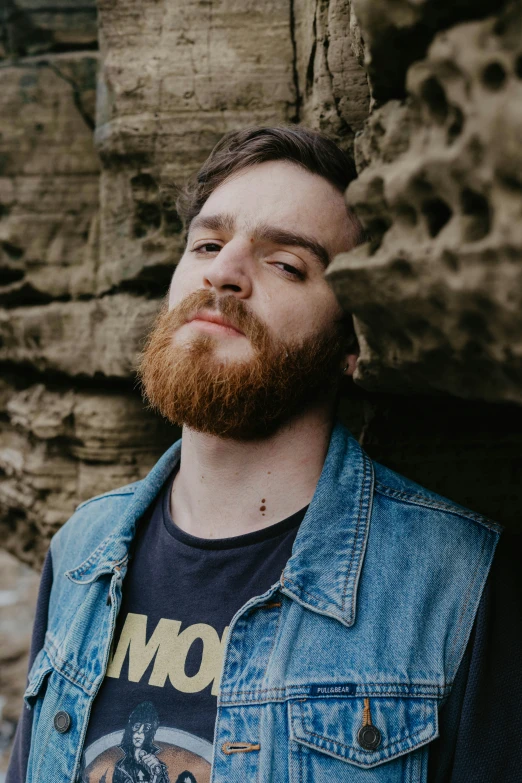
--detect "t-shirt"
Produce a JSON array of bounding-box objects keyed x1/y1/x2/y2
[
  {"x1": 78, "y1": 472, "x2": 304, "y2": 783},
  {"x1": 6, "y1": 481, "x2": 522, "y2": 782}
]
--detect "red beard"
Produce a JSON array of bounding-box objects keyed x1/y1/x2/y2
[{"x1": 137, "y1": 289, "x2": 345, "y2": 440}]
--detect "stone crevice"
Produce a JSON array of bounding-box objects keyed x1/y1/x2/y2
[
  {"x1": 42, "y1": 59, "x2": 96, "y2": 131},
  {"x1": 289, "y1": 0, "x2": 302, "y2": 123}
]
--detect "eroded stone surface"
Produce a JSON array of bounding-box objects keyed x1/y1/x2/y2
[
  {"x1": 352, "y1": 0, "x2": 508, "y2": 101},
  {"x1": 0, "y1": 55, "x2": 100, "y2": 304},
  {"x1": 1, "y1": 0, "x2": 97, "y2": 59},
  {"x1": 0, "y1": 379, "x2": 178, "y2": 567},
  {"x1": 0, "y1": 295, "x2": 161, "y2": 376},
  {"x1": 94, "y1": 0, "x2": 298, "y2": 294},
  {"x1": 328, "y1": 3, "x2": 522, "y2": 404},
  {"x1": 293, "y1": 0, "x2": 369, "y2": 149}
]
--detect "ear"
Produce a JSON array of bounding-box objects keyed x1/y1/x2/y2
[{"x1": 342, "y1": 351, "x2": 358, "y2": 377}]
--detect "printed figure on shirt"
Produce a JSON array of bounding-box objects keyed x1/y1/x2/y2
[{"x1": 113, "y1": 702, "x2": 170, "y2": 783}]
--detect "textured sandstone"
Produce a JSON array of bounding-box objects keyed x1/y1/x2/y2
[
  {"x1": 0, "y1": 54, "x2": 100, "y2": 304},
  {"x1": 0, "y1": 295, "x2": 161, "y2": 377},
  {"x1": 293, "y1": 0, "x2": 369, "y2": 148},
  {"x1": 94, "y1": 0, "x2": 297, "y2": 295},
  {"x1": 352, "y1": 0, "x2": 508, "y2": 101},
  {"x1": 0, "y1": 379, "x2": 178, "y2": 567},
  {"x1": 1, "y1": 0, "x2": 97, "y2": 58},
  {"x1": 328, "y1": 3, "x2": 522, "y2": 404}
]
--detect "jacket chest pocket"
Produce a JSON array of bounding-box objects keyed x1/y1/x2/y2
[{"x1": 288, "y1": 696, "x2": 438, "y2": 783}]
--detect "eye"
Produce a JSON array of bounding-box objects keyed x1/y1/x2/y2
[
  {"x1": 273, "y1": 261, "x2": 305, "y2": 281},
  {"x1": 193, "y1": 242, "x2": 221, "y2": 254}
]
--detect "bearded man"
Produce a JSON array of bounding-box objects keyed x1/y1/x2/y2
[{"x1": 7, "y1": 126, "x2": 521, "y2": 783}]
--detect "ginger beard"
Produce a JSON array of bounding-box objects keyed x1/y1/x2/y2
[{"x1": 138, "y1": 289, "x2": 346, "y2": 440}]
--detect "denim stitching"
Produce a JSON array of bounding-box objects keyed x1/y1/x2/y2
[
  {"x1": 407, "y1": 746, "x2": 417, "y2": 783},
  {"x1": 295, "y1": 719, "x2": 433, "y2": 764},
  {"x1": 45, "y1": 633, "x2": 96, "y2": 693},
  {"x1": 374, "y1": 482, "x2": 502, "y2": 532},
  {"x1": 342, "y1": 453, "x2": 367, "y2": 613},
  {"x1": 294, "y1": 699, "x2": 435, "y2": 755},
  {"x1": 68, "y1": 549, "x2": 128, "y2": 581},
  {"x1": 447, "y1": 532, "x2": 489, "y2": 676},
  {"x1": 349, "y1": 453, "x2": 373, "y2": 620},
  {"x1": 218, "y1": 691, "x2": 447, "y2": 709},
  {"x1": 288, "y1": 704, "x2": 304, "y2": 783},
  {"x1": 221, "y1": 681, "x2": 445, "y2": 695},
  {"x1": 281, "y1": 576, "x2": 335, "y2": 608},
  {"x1": 33, "y1": 678, "x2": 59, "y2": 783},
  {"x1": 75, "y1": 487, "x2": 137, "y2": 511},
  {"x1": 298, "y1": 732, "x2": 304, "y2": 783},
  {"x1": 260, "y1": 599, "x2": 284, "y2": 688}
]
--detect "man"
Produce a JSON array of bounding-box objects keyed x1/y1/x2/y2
[
  {"x1": 111, "y1": 702, "x2": 170, "y2": 783},
  {"x1": 6, "y1": 126, "x2": 521, "y2": 783}
]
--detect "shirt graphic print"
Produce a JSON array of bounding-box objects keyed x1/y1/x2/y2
[
  {"x1": 78, "y1": 471, "x2": 305, "y2": 783},
  {"x1": 80, "y1": 699, "x2": 209, "y2": 783}
]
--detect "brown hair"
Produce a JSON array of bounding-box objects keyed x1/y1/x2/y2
[{"x1": 176, "y1": 124, "x2": 361, "y2": 238}]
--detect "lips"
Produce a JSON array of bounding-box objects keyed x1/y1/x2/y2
[{"x1": 188, "y1": 309, "x2": 245, "y2": 336}]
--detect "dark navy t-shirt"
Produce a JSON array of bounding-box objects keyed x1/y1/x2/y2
[{"x1": 78, "y1": 472, "x2": 304, "y2": 783}]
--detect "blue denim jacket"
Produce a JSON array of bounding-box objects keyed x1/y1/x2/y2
[{"x1": 23, "y1": 423, "x2": 501, "y2": 783}]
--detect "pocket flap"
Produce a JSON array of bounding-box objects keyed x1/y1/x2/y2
[
  {"x1": 23, "y1": 648, "x2": 53, "y2": 707},
  {"x1": 289, "y1": 696, "x2": 438, "y2": 769}
]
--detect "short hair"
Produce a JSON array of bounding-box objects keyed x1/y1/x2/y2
[{"x1": 176, "y1": 124, "x2": 362, "y2": 243}]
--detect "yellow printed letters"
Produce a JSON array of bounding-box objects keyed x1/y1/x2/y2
[{"x1": 106, "y1": 613, "x2": 228, "y2": 696}]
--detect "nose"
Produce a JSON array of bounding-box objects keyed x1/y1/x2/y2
[{"x1": 203, "y1": 239, "x2": 253, "y2": 298}]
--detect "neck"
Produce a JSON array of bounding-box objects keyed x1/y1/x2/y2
[{"x1": 170, "y1": 407, "x2": 335, "y2": 539}]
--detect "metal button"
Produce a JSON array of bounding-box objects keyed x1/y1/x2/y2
[
  {"x1": 357, "y1": 724, "x2": 381, "y2": 750},
  {"x1": 54, "y1": 711, "x2": 71, "y2": 733}
]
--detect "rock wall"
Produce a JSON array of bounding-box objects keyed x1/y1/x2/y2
[
  {"x1": 326, "y1": 0, "x2": 522, "y2": 530},
  {"x1": 0, "y1": 0, "x2": 370, "y2": 569},
  {"x1": 329, "y1": 1, "x2": 522, "y2": 406}
]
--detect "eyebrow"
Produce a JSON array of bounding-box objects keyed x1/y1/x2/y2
[{"x1": 189, "y1": 212, "x2": 331, "y2": 267}]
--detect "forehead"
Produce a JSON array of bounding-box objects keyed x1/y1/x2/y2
[{"x1": 197, "y1": 160, "x2": 354, "y2": 252}]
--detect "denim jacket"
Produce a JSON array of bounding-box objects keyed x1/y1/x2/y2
[{"x1": 23, "y1": 422, "x2": 501, "y2": 783}]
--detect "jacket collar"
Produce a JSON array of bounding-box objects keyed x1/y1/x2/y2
[
  {"x1": 281, "y1": 422, "x2": 373, "y2": 626},
  {"x1": 67, "y1": 422, "x2": 373, "y2": 626},
  {"x1": 66, "y1": 440, "x2": 183, "y2": 584}
]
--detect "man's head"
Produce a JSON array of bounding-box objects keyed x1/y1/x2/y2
[
  {"x1": 138, "y1": 126, "x2": 362, "y2": 439},
  {"x1": 121, "y1": 702, "x2": 159, "y2": 754}
]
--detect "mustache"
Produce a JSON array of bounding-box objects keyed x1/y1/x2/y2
[{"x1": 167, "y1": 289, "x2": 269, "y2": 349}]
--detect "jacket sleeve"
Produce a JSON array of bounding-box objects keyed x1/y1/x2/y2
[
  {"x1": 5, "y1": 549, "x2": 54, "y2": 783},
  {"x1": 428, "y1": 531, "x2": 522, "y2": 783}
]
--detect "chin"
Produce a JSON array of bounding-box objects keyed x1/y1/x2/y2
[{"x1": 211, "y1": 344, "x2": 254, "y2": 363}]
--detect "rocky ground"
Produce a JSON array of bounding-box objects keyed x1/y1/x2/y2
[{"x1": 0, "y1": 550, "x2": 39, "y2": 780}]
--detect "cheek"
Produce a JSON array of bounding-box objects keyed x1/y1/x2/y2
[
  {"x1": 277, "y1": 287, "x2": 342, "y2": 340},
  {"x1": 168, "y1": 258, "x2": 194, "y2": 309}
]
